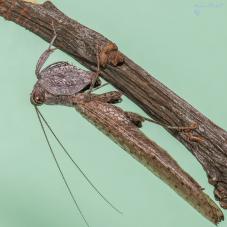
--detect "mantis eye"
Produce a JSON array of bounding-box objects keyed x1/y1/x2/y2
[{"x1": 30, "y1": 89, "x2": 45, "y2": 105}]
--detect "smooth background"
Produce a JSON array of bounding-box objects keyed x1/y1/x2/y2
[{"x1": 0, "y1": 0, "x2": 226, "y2": 227}]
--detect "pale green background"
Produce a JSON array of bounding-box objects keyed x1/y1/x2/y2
[{"x1": 0, "y1": 0, "x2": 226, "y2": 227}]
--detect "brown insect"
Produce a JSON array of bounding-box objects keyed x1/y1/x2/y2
[{"x1": 30, "y1": 27, "x2": 224, "y2": 226}]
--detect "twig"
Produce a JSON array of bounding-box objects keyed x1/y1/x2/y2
[{"x1": 0, "y1": 0, "x2": 227, "y2": 208}]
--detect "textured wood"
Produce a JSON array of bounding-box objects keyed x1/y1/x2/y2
[{"x1": 1, "y1": 0, "x2": 227, "y2": 208}]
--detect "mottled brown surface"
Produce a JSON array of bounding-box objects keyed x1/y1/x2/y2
[
  {"x1": 31, "y1": 75, "x2": 224, "y2": 224},
  {"x1": 1, "y1": 0, "x2": 227, "y2": 208},
  {"x1": 73, "y1": 93, "x2": 224, "y2": 224}
]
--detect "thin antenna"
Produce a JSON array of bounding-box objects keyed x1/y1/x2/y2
[
  {"x1": 35, "y1": 107, "x2": 122, "y2": 214},
  {"x1": 34, "y1": 107, "x2": 90, "y2": 227}
]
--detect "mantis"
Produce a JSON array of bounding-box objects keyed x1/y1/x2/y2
[{"x1": 30, "y1": 27, "x2": 224, "y2": 226}]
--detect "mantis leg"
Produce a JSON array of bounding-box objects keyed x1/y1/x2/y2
[
  {"x1": 124, "y1": 112, "x2": 203, "y2": 142},
  {"x1": 87, "y1": 47, "x2": 101, "y2": 93},
  {"x1": 70, "y1": 91, "x2": 122, "y2": 106},
  {"x1": 35, "y1": 24, "x2": 57, "y2": 78}
]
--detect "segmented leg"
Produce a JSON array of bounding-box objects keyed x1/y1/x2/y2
[
  {"x1": 143, "y1": 114, "x2": 198, "y2": 131},
  {"x1": 124, "y1": 111, "x2": 195, "y2": 129},
  {"x1": 35, "y1": 23, "x2": 57, "y2": 78},
  {"x1": 71, "y1": 91, "x2": 122, "y2": 106},
  {"x1": 87, "y1": 42, "x2": 124, "y2": 93},
  {"x1": 124, "y1": 112, "x2": 203, "y2": 142},
  {"x1": 87, "y1": 46, "x2": 101, "y2": 93}
]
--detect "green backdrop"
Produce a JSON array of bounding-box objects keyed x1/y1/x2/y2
[{"x1": 0, "y1": 0, "x2": 226, "y2": 226}]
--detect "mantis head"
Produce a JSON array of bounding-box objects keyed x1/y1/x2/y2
[{"x1": 30, "y1": 84, "x2": 46, "y2": 106}]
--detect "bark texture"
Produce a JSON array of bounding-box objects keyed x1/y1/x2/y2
[{"x1": 1, "y1": 0, "x2": 227, "y2": 208}]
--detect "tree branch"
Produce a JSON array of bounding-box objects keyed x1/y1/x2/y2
[{"x1": 1, "y1": 0, "x2": 227, "y2": 208}]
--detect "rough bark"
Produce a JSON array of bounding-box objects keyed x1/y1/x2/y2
[{"x1": 0, "y1": 0, "x2": 227, "y2": 208}]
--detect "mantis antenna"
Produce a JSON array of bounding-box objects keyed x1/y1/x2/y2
[{"x1": 34, "y1": 106, "x2": 122, "y2": 226}]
